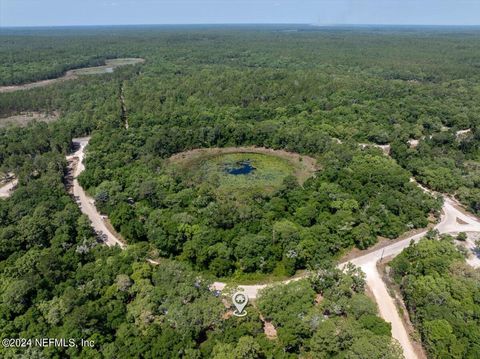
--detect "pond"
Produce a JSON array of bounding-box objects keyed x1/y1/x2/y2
[{"x1": 225, "y1": 160, "x2": 256, "y2": 175}]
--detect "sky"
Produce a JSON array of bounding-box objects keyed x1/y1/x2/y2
[{"x1": 1, "y1": 0, "x2": 480, "y2": 27}]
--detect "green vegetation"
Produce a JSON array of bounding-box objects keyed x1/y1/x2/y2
[
  {"x1": 0, "y1": 112, "x2": 59, "y2": 128},
  {"x1": 69, "y1": 58, "x2": 145, "y2": 76},
  {"x1": 393, "y1": 132, "x2": 480, "y2": 215},
  {"x1": 1, "y1": 25, "x2": 480, "y2": 357},
  {"x1": 79, "y1": 127, "x2": 436, "y2": 278},
  {"x1": 390, "y1": 237, "x2": 480, "y2": 358},
  {"x1": 172, "y1": 151, "x2": 299, "y2": 195},
  {"x1": 0, "y1": 152, "x2": 394, "y2": 357},
  {"x1": 254, "y1": 265, "x2": 402, "y2": 358},
  {"x1": 0, "y1": 26, "x2": 444, "y2": 280}
]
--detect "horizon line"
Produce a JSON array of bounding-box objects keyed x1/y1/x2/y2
[{"x1": 2, "y1": 22, "x2": 480, "y2": 29}]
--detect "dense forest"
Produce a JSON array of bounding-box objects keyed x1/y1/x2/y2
[
  {"x1": 0, "y1": 128, "x2": 397, "y2": 357},
  {"x1": 78, "y1": 127, "x2": 438, "y2": 277},
  {"x1": 390, "y1": 236, "x2": 480, "y2": 358},
  {"x1": 1, "y1": 25, "x2": 480, "y2": 357}
]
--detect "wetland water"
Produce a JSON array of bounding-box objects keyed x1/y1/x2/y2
[{"x1": 225, "y1": 160, "x2": 256, "y2": 175}]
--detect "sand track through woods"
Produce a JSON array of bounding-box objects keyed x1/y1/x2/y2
[
  {"x1": 0, "y1": 58, "x2": 144, "y2": 93},
  {"x1": 67, "y1": 138, "x2": 125, "y2": 248}
]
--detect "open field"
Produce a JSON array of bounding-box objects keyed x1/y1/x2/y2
[
  {"x1": 70, "y1": 58, "x2": 145, "y2": 75},
  {"x1": 0, "y1": 111, "x2": 59, "y2": 128}
]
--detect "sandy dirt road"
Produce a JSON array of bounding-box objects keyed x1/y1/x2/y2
[
  {"x1": 0, "y1": 58, "x2": 145, "y2": 94},
  {"x1": 0, "y1": 72, "x2": 78, "y2": 93},
  {"x1": 68, "y1": 138, "x2": 125, "y2": 248},
  {"x1": 212, "y1": 193, "x2": 480, "y2": 359},
  {"x1": 220, "y1": 196, "x2": 480, "y2": 295},
  {"x1": 464, "y1": 233, "x2": 480, "y2": 269},
  {"x1": 69, "y1": 137, "x2": 480, "y2": 359},
  {"x1": 362, "y1": 261, "x2": 419, "y2": 359}
]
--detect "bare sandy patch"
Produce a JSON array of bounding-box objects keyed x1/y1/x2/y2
[
  {"x1": 359, "y1": 143, "x2": 391, "y2": 155},
  {"x1": 0, "y1": 112, "x2": 59, "y2": 128},
  {"x1": 456, "y1": 129, "x2": 472, "y2": 139},
  {"x1": 259, "y1": 314, "x2": 278, "y2": 340},
  {"x1": 0, "y1": 173, "x2": 18, "y2": 199},
  {"x1": 408, "y1": 139, "x2": 420, "y2": 148}
]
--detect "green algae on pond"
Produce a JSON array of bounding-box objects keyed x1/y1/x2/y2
[{"x1": 183, "y1": 152, "x2": 296, "y2": 196}]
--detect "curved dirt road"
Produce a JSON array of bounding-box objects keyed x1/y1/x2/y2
[
  {"x1": 69, "y1": 137, "x2": 480, "y2": 359},
  {"x1": 216, "y1": 197, "x2": 480, "y2": 294},
  {"x1": 214, "y1": 192, "x2": 480, "y2": 359},
  {"x1": 213, "y1": 196, "x2": 480, "y2": 359},
  {"x1": 0, "y1": 58, "x2": 145, "y2": 94},
  {"x1": 68, "y1": 138, "x2": 125, "y2": 248},
  {"x1": 347, "y1": 197, "x2": 480, "y2": 359}
]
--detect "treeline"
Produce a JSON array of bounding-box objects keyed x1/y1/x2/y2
[
  {"x1": 4, "y1": 26, "x2": 480, "y2": 86},
  {"x1": 390, "y1": 236, "x2": 480, "y2": 358},
  {"x1": 0, "y1": 27, "x2": 143, "y2": 86},
  {"x1": 3, "y1": 27, "x2": 480, "y2": 219}
]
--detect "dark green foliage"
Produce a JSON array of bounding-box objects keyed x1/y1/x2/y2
[
  {"x1": 456, "y1": 232, "x2": 467, "y2": 241},
  {"x1": 256, "y1": 267, "x2": 401, "y2": 357},
  {"x1": 390, "y1": 238, "x2": 480, "y2": 358},
  {"x1": 78, "y1": 127, "x2": 437, "y2": 277},
  {"x1": 1, "y1": 25, "x2": 480, "y2": 358}
]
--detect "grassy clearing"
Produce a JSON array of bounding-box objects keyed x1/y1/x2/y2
[
  {"x1": 169, "y1": 147, "x2": 318, "y2": 197},
  {"x1": 170, "y1": 147, "x2": 318, "y2": 183},
  {"x1": 70, "y1": 58, "x2": 145, "y2": 75},
  {"x1": 0, "y1": 112, "x2": 59, "y2": 128},
  {"x1": 201, "y1": 153, "x2": 293, "y2": 194}
]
